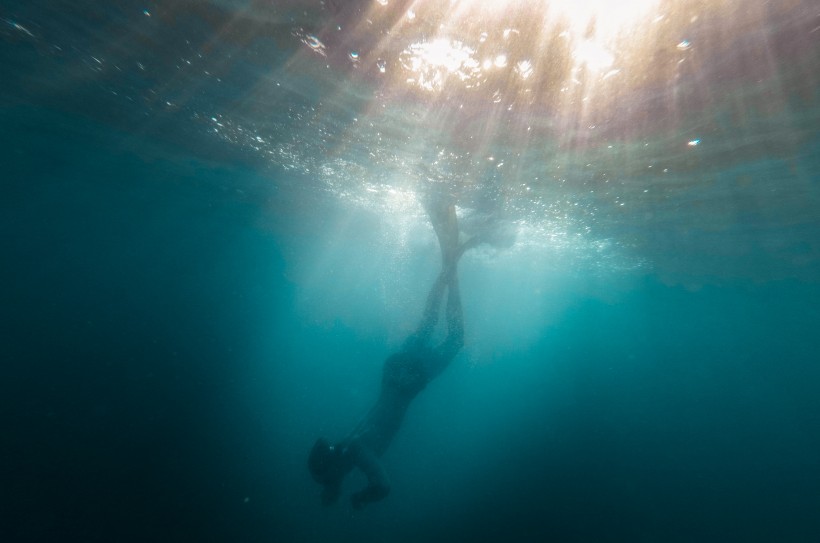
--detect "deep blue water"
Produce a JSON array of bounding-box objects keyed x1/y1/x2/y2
[{"x1": 2, "y1": 2, "x2": 820, "y2": 542}]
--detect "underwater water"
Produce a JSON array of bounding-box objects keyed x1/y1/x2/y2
[{"x1": 2, "y1": 1, "x2": 819, "y2": 541}]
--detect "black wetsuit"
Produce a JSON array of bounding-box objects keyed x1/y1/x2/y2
[
  {"x1": 309, "y1": 200, "x2": 466, "y2": 509},
  {"x1": 310, "y1": 263, "x2": 464, "y2": 508}
]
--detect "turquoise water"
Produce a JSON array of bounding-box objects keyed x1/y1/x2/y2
[{"x1": 2, "y1": 1, "x2": 819, "y2": 541}]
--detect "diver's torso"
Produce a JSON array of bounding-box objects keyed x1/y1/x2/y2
[{"x1": 348, "y1": 348, "x2": 440, "y2": 456}]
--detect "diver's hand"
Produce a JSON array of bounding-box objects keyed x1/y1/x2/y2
[{"x1": 349, "y1": 482, "x2": 390, "y2": 510}]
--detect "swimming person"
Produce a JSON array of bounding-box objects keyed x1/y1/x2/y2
[{"x1": 308, "y1": 196, "x2": 480, "y2": 509}]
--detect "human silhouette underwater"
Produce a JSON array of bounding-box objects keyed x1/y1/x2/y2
[{"x1": 308, "y1": 195, "x2": 505, "y2": 509}]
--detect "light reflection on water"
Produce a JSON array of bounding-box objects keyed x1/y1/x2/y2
[{"x1": 2, "y1": 0, "x2": 818, "y2": 283}]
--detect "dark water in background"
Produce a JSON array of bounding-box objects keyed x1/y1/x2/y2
[{"x1": 2, "y1": 2, "x2": 820, "y2": 542}]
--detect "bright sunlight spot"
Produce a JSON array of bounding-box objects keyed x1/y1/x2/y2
[
  {"x1": 394, "y1": 0, "x2": 660, "y2": 93},
  {"x1": 399, "y1": 38, "x2": 481, "y2": 92}
]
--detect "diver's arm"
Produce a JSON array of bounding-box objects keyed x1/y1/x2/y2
[{"x1": 349, "y1": 443, "x2": 391, "y2": 509}]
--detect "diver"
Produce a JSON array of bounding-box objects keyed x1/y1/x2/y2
[{"x1": 308, "y1": 195, "x2": 482, "y2": 510}]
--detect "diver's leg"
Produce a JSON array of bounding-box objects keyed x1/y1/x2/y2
[
  {"x1": 425, "y1": 270, "x2": 465, "y2": 380},
  {"x1": 435, "y1": 204, "x2": 459, "y2": 266},
  {"x1": 424, "y1": 191, "x2": 460, "y2": 267},
  {"x1": 406, "y1": 199, "x2": 460, "y2": 347},
  {"x1": 404, "y1": 269, "x2": 447, "y2": 348}
]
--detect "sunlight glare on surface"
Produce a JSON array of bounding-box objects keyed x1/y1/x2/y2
[
  {"x1": 542, "y1": 0, "x2": 660, "y2": 39},
  {"x1": 386, "y1": 0, "x2": 664, "y2": 99},
  {"x1": 257, "y1": 0, "x2": 816, "y2": 275},
  {"x1": 571, "y1": 39, "x2": 614, "y2": 72},
  {"x1": 450, "y1": 0, "x2": 660, "y2": 36},
  {"x1": 399, "y1": 38, "x2": 481, "y2": 92}
]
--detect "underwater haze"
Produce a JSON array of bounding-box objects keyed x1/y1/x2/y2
[{"x1": 2, "y1": 1, "x2": 819, "y2": 541}]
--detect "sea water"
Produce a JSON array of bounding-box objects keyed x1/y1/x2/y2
[{"x1": 2, "y1": 2, "x2": 819, "y2": 542}]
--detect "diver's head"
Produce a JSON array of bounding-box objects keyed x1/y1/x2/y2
[
  {"x1": 309, "y1": 438, "x2": 347, "y2": 505},
  {"x1": 308, "y1": 438, "x2": 344, "y2": 485}
]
